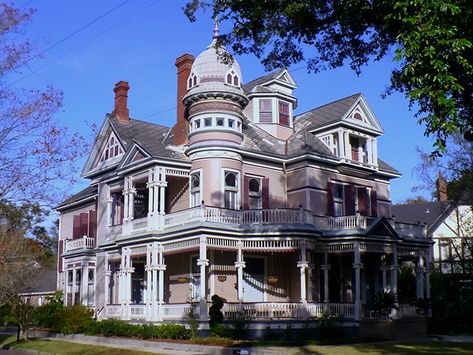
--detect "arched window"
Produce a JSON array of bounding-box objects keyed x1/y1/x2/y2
[
  {"x1": 100, "y1": 132, "x2": 123, "y2": 162},
  {"x1": 354, "y1": 112, "x2": 363, "y2": 121},
  {"x1": 233, "y1": 76, "x2": 239, "y2": 86},
  {"x1": 188, "y1": 73, "x2": 198, "y2": 89},
  {"x1": 224, "y1": 171, "x2": 239, "y2": 209},
  {"x1": 226, "y1": 70, "x2": 240, "y2": 87},
  {"x1": 248, "y1": 178, "x2": 262, "y2": 209},
  {"x1": 227, "y1": 73, "x2": 232, "y2": 84},
  {"x1": 190, "y1": 172, "x2": 201, "y2": 207}
]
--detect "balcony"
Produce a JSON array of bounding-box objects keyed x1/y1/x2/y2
[
  {"x1": 105, "y1": 206, "x2": 428, "y2": 241},
  {"x1": 65, "y1": 236, "x2": 95, "y2": 252}
]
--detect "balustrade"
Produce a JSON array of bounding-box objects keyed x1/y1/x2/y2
[{"x1": 65, "y1": 236, "x2": 95, "y2": 252}]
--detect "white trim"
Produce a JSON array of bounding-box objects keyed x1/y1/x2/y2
[
  {"x1": 221, "y1": 168, "x2": 241, "y2": 210},
  {"x1": 189, "y1": 168, "x2": 203, "y2": 208}
]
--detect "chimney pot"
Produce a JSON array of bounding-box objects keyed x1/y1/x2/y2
[
  {"x1": 112, "y1": 80, "x2": 130, "y2": 124},
  {"x1": 436, "y1": 172, "x2": 448, "y2": 201}
]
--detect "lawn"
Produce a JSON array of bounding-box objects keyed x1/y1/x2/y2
[
  {"x1": 2, "y1": 334, "x2": 473, "y2": 354},
  {"x1": 0, "y1": 334, "x2": 157, "y2": 354}
]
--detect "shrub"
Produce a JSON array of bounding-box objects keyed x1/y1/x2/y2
[
  {"x1": 59, "y1": 305, "x2": 94, "y2": 334},
  {"x1": 32, "y1": 291, "x2": 64, "y2": 330},
  {"x1": 209, "y1": 294, "x2": 226, "y2": 337}
]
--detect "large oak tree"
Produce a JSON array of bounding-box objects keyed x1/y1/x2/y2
[{"x1": 185, "y1": 0, "x2": 473, "y2": 156}]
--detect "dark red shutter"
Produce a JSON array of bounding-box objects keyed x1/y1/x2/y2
[
  {"x1": 58, "y1": 240, "x2": 64, "y2": 272},
  {"x1": 326, "y1": 182, "x2": 334, "y2": 216},
  {"x1": 73, "y1": 215, "x2": 81, "y2": 239},
  {"x1": 371, "y1": 190, "x2": 378, "y2": 217},
  {"x1": 243, "y1": 176, "x2": 250, "y2": 210},
  {"x1": 80, "y1": 212, "x2": 89, "y2": 237},
  {"x1": 262, "y1": 177, "x2": 269, "y2": 209},
  {"x1": 358, "y1": 187, "x2": 368, "y2": 215},
  {"x1": 344, "y1": 184, "x2": 356, "y2": 215},
  {"x1": 89, "y1": 210, "x2": 97, "y2": 240}
]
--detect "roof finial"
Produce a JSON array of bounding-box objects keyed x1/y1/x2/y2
[{"x1": 213, "y1": 17, "x2": 219, "y2": 39}]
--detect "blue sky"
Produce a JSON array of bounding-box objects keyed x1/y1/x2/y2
[{"x1": 11, "y1": 0, "x2": 435, "y2": 203}]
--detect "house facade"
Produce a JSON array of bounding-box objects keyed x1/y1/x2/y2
[{"x1": 56, "y1": 28, "x2": 431, "y2": 330}]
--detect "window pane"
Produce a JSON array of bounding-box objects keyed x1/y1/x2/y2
[
  {"x1": 204, "y1": 117, "x2": 212, "y2": 127},
  {"x1": 279, "y1": 101, "x2": 289, "y2": 125},
  {"x1": 225, "y1": 172, "x2": 237, "y2": 187},
  {"x1": 260, "y1": 99, "x2": 272, "y2": 111},
  {"x1": 216, "y1": 117, "x2": 224, "y2": 126},
  {"x1": 249, "y1": 178, "x2": 260, "y2": 193}
]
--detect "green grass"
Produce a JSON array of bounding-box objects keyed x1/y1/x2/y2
[{"x1": 0, "y1": 334, "x2": 157, "y2": 355}]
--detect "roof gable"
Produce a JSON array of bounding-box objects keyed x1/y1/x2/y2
[
  {"x1": 117, "y1": 141, "x2": 151, "y2": 170},
  {"x1": 366, "y1": 217, "x2": 400, "y2": 239},
  {"x1": 341, "y1": 95, "x2": 383, "y2": 134},
  {"x1": 243, "y1": 68, "x2": 297, "y2": 94}
]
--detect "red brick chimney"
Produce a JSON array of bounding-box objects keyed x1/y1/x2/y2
[
  {"x1": 173, "y1": 54, "x2": 195, "y2": 145},
  {"x1": 436, "y1": 172, "x2": 448, "y2": 201},
  {"x1": 112, "y1": 80, "x2": 130, "y2": 124}
]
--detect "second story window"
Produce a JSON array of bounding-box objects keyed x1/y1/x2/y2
[
  {"x1": 72, "y1": 210, "x2": 97, "y2": 239},
  {"x1": 190, "y1": 172, "x2": 201, "y2": 207},
  {"x1": 248, "y1": 178, "x2": 262, "y2": 209},
  {"x1": 333, "y1": 184, "x2": 345, "y2": 217},
  {"x1": 111, "y1": 192, "x2": 124, "y2": 225},
  {"x1": 328, "y1": 182, "x2": 378, "y2": 217},
  {"x1": 133, "y1": 183, "x2": 149, "y2": 220},
  {"x1": 224, "y1": 171, "x2": 239, "y2": 210},
  {"x1": 259, "y1": 99, "x2": 273, "y2": 123},
  {"x1": 278, "y1": 101, "x2": 290, "y2": 126}
]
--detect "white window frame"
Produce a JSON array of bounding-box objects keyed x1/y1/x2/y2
[
  {"x1": 189, "y1": 169, "x2": 202, "y2": 208},
  {"x1": 333, "y1": 183, "x2": 345, "y2": 217},
  {"x1": 100, "y1": 131, "x2": 123, "y2": 162},
  {"x1": 222, "y1": 169, "x2": 240, "y2": 210},
  {"x1": 247, "y1": 176, "x2": 262, "y2": 209}
]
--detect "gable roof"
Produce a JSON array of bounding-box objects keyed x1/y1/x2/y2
[
  {"x1": 286, "y1": 129, "x2": 335, "y2": 157},
  {"x1": 243, "y1": 69, "x2": 286, "y2": 94},
  {"x1": 294, "y1": 93, "x2": 361, "y2": 131},
  {"x1": 392, "y1": 201, "x2": 454, "y2": 233},
  {"x1": 20, "y1": 266, "x2": 57, "y2": 294}
]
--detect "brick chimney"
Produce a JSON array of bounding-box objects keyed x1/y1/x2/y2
[
  {"x1": 112, "y1": 80, "x2": 130, "y2": 124},
  {"x1": 173, "y1": 54, "x2": 195, "y2": 145},
  {"x1": 436, "y1": 172, "x2": 448, "y2": 201}
]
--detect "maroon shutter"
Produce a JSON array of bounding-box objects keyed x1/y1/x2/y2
[
  {"x1": 326, "y1": 182, "x2": 334, "y2": 216},
  {"x1": 80, "y1": 212, "x2": 89, "y2": 237},
  {"x1": 89, "y1": 210, "x2": 97, "y2": 240},
  {"x1": 262, "y1": 177, "x2": 270, "y2": 209},
  {"x1": 358, "y1": 187, "x2": 368, "y2": 215},
  {"x1": 371, "y1": 190, "x2": 378, "y2": 217},
  {"x1": 243, "y1": 176, "x2": 250, "y2": 210},
  {"x1": 344, "y1": 184, "x2": 356, "y2": 215},
  {"x1": 73, "y1": 215, "x2": 81, "y2": 239},
  {"x1": 58, "y1": 240, "x2": 64, "y2": 272}
]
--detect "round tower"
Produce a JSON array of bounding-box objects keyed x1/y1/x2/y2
[{"x1": 183, "y1": 23, "x2": 248, "y2": 208}]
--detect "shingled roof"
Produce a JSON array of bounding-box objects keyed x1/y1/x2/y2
[
  {"x1": 242, "y1": 69, "x2": 286, "y2": 95},
  {"x1": 286, "y1": 129, "x2": 335, "y2": 157},
  {"x1": 392, "y1": 201, "x2": 453, "y2": 231},
  {"x1": 294, "y1": 93, "x2": 361, "y2": 131},
  {"x1": 56, "y1": 185, "x2": 97, "y2": 210},
  {"x1": 109, "y1": 115, "x2": 188, "y2": 161}
]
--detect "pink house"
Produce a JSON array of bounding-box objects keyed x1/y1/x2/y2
[{"x1": 56, "y1": 27, "x2": 431, "y2": 336}]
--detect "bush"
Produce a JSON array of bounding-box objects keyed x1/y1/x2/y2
[
  {"x1": 59, "y1": 305, "x2": 94, "y2": 334},
  {"x1": 209, "y1": 294, "x2": 226, "y2": 337},
  {"x1": 32, "y1": 291, "x2": 64, "y2": 330}
]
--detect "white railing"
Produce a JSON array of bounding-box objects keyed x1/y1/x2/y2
[
  {"x1": 131, "y1": 217, "x2": 148, "y2": 233},
  {"x1": 130, "y1": 304, "x2": 146, "y2": 319},
  {"x1": 163, "y1": 303, "x2": 194, "y2": 320},
  {"x1": 241, "y1": 209, "x2": 313, "y2": 224},
  {"x1": 205, "y1": 207, "x2": 242, "y2": 224},
  {"x1": 327, "y1": 303, "x2": 356, "y2": 318},
  {"x1": 105, "y1": 305, "x2": 121, "y2": 318},
  {"x1": 164, "y1": 206, "x2": 203, "y2": 228},
  {"x1": 65, "y1": 236, "x2": 95, "y2": 252},
  {"x1": 313, "y1": 215, "x2": 367, "y2": 230},
  {"x1": 399, "y1": 303, "x2": 418, "y2": 317},
  {"x1": 394, "y1": 222, "x2": 427, "y2": 239}
]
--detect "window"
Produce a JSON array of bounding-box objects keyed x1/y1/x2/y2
[
  {"x1": 216, "y1": 117, "x2": 225, "y2": 126},
  {"x1": 73, "y1": 210, "x2": 97, "y2": 239},
  {"x1": 204, "y1": 117, "x2": 212, "y2": 127},
  {"x1": 228, "y1": 119, "x2": 235, "y2": 128},
  {"x1": 248, "y1": 178, "x2": 262, "y2": 209},
  {"x1": 354, "y1": 112, "x2": 363, "y2": 120},
  {"x1": 190, "y1": 172, "x2": 201, "y2": 207},
  {"x1": 188, "y1": 73, "x2": 198, "y2": 89},
  {"x1": 224, "y1": 171, "x2": 239, "y2": 209},
  {"x1": 111, "y1": 192, "x2": 124, "y2": 225},
  {"x1": 194, "y1": 119, "x2": 201, "y2": 130},
  {"x1": 350, "y1": 136, "x2": 367, "y2": 163},
  {"x1": 333, "y1": 184, "x2": 345, "y2": 216},
  {"x1": 278, "y1": 101, "x2": 290, "y2": 126},
  {"x1": 225, "y1": 70, "x2": 240, "y2": 87},
  {"x1": 100, "y1": 132, "x2": 123, "y2": 162},
  {"x1": 133, "y1": 183, "x2": 149, "y2": 219},
  {"x1": 259, "y1": 99, "x2": 273, "y2": 123}
]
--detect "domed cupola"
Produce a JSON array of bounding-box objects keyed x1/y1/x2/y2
[{"x1": 183, "y1": 21, "x2": 248, "y2": 148}]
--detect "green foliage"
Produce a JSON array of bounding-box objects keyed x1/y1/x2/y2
[
  {"x1": 86, "y1": 320, "x2": 190, "y2": 340},
  {"x1": 398, "y1": 264, "x2": 417, "y2": 304},
  {"x1": 58, "y1": 305, "x2": 94, "y2": 334},
  {"x1": 186, "y1": 296, "x2": 199, "y2": 338},
  {"x1": 208, "y1": 294, "x2": 226, "y2": 337},
  {"x1": 317, "y1": 310, "x2": 343, "y2": 339},
  {"x1": 190, "y1": 336, "x2": 235, "y2": 346},
  {"x1": 32, "y1": 291, "x2": 64, "y2": 330},
  {"x1": 372, "y1": 291, "x2": 399, "y2": 314},
  {"x1": 185, "y1": 0, "x2": 473, "y2": 155},
  {"x1": 227, "y1": 309, "x2": 249, "y2": 340}
]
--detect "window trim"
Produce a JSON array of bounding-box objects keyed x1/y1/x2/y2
[
  {"x1": 189, "y1": 169, "x2": 203, "y2": 208},
  {"x1": 258, "y1": 98, "x2": 273, "y2": 123},
  {"x1": 222, "y1": 169, "x2": 240, "y2": 210}
]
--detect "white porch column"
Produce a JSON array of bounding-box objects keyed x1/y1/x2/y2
[
  {"x1": 337, "y1": 129, "x2": 344, "y2": 158},
  {"x1": 353, "y1": 243, "x2": 363, "y2": 321},
  {"x1": 307, "y1": 252, "x2": 314, "y2": 302},
  {"x1": 344, "y1": 132, "x2": 351, "y2": 159},
  {"x1": 197, "y1": 236, "x2": 209, "y2": 321},
  {"x1": 321, "y1": 252, "x2": 330, "y2": 306},
  {"x1": 81, "y1": 264, "x2": 88, "y2": 305},
  {"x1": 297, "y1": 240, "x2": 308, "y2": 303},
  {"x1": 147, "y1": 169, "x2": 155, "y2": 230},
  {"x1": 123, "y1": 177, "x2": 129, "y2": 223},
  {"x1": 64, "y1": 270, "x2": 69, "y2": 306},
  {"x1": 104, "y1": 256, "x2": 111, "y2": 307},
  {"x1": 157, "y1": 245, "x2": 166, "y2": 321},
  {"x1": 380, "y1": 260, "x2": 388, "y2": 292},
  {"x1": 129, "y1": 177, "x2": 136, "y2": 221},
  {"x1": 390, "y1": 247, "x2": 399, "y2": 319},
  {"x1": 416, "y1": 254, "x2": 425, "y2": 299},
  {"x1": 71, "y1": 268, "x2": 77, "y2": 305},
  {"x1": 106, "y1": 197, "x2": 113, "y2": 227},
  {"x1": 234, "y1": 241, "x2": 245, "y2": 302},
  {"x1": 145, "y1": 245, "x2": 152, "y2": 321}
]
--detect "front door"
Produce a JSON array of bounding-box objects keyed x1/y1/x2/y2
[{"x1": 242, "y1": 256, "x2": 265, "y2": 302}]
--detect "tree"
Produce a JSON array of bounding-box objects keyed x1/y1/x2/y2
[
  {"x1": 184, "y1": 0, "x2": 473, "y2": 156},
  {"x1": 0, "y1": 3, "x2": 88, "y2": 205}
]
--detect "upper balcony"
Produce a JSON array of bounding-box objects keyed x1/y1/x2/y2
[{"x1": 103, "y1": 205, "x2": 428, "y2": 243}]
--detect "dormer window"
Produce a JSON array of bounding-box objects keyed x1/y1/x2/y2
[
  {"x1": 188, "y1": 72, "x2": 199, "y2": 89},
  {"x1": 225, "y1": 69, "x2": 240, "y2": 87},
  {"x1": 100, "y1": 132, "x2": 123, "y2": 162},
  {"x1": 278, "y1": 101, "x2": 290, "y2": 126},
  {"x1": 259, "y1": 99, "x2": 273, "y2": 123}
]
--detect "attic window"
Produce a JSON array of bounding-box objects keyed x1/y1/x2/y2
[
  {"x1": 225, "y1": 70, "x2": 240, "y2": 87},
  {"x1": 100, "y1": 132, "x2": 123, "y2": 162},
  {"x1": 188, "y1": 72, "x2": 198, "y2": 89},
  {"x1": 354, "y1": 112, "x2": 362, "y2": 120}
]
